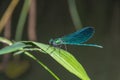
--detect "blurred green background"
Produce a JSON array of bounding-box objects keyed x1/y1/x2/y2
[{"x1": 0, "y1": 0, "x2": 120, "y2": 80}]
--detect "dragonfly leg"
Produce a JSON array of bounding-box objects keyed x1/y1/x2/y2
[
  {"x1": 49, "y1": 45, "x2": 63, "y2": 54},
  {"x1": 63, "y1": 44, "x2": 67, "y2": 51},
  {"x1": 46, "y1": 45, "x2": 59, "y2": 54}
]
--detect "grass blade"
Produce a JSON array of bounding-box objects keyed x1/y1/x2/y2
[{"x1": 29, "y1": 42, "x2": 90, "y2": 80}]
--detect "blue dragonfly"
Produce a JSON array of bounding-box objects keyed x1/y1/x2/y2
[{"x1": 49, "y1": 26, "x2": 103, "y2": 48}]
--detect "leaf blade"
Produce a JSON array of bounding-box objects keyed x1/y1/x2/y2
[
  {"x1": 30, "y1": 42, "x2": 90, "y2": 80},
  {"x1": 0, "y1": 42, "x2": 31, "y2": 55}
]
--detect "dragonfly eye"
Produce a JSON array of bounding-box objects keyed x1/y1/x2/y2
[
  {"x1": 49, "y1": 39, "x2": 54, "y2": 44},
  {"x1": 54, "y1": 38, "x2": 62, "y2": 45}
]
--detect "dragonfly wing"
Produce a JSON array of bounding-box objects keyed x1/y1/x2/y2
[{"x1": 61, "y1": 27, "x2": 95, "y2": 44}]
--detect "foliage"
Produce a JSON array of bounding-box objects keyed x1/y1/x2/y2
[{"x1": 0, "y1": 37, "x2": 90, "y2": 80}]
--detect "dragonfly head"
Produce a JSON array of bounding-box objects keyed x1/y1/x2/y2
[
  {"x1": 49, "y1": 38, "x2": 62, "y2": 46},
  {"x1": 49, "y1": 38, "x2": 54, "y2": 45}
]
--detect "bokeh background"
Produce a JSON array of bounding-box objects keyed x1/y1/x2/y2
[{"x1": 0, "y1": 0, "x2": 120, "y2": 80}]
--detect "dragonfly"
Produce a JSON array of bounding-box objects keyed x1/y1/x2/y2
[{"x1": 49, "y1": 26, "x2": 103, "y2": 48}]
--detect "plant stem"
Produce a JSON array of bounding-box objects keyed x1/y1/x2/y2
[
  {"x1": 67, "y1": 0, "x2": 82, "y2": 29},
  {"x1": 15, "y1": 0, "x2": 31, "y2": 41},
  {"x1": 0, "y1": 0, "x2": 19, "y2": 32}
]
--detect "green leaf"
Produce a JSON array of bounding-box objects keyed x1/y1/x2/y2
[
  {"x1": 0, "y1": 42, "x2": 31, "y2": 55},
  {"x1": 25, "y1": 41, "x2": 90, "y2": 80},
  {"x1": 0, "y1": 37, "x2": 12, "y2": 45}
]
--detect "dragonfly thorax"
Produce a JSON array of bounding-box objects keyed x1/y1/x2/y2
[{"x1": 49, "y1": 38, "x2": 63, "y2": 46}]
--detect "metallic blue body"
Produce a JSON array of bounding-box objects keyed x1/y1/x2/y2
[{"x1": 49, "y1": 27, "x2": 102, "y2": 48}]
